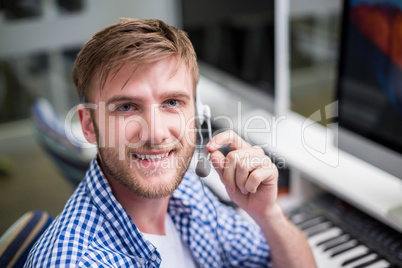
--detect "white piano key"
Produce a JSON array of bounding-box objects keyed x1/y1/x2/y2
[
  {"x1": 364, "y1": 259, "x2": 390, "y2": 268},
  {"x1": 310, "y1": 235, "x2": 368, "y2": 268},
  {"x1": 288, "y1": 202, "x2": 398, "y2": 268},
  {"x1": 312, "y1": 247, "x2": 341, "y2": 268},
  {"x1": 307, "y1": 227, "x2": 343, "y2": 246},
  {"x1": 331, "y1": 245, "x2": 369, "y2": 266},
  {"x1": 320, "y1": 234, "x2": 351, "y2": 250},
  {"x1": 317, "y1": 244, "x2": 365, "y2": 266},
  {"x1": 327, "y1": 239, "x2": 358, "y2": 256},
  {"x1": 343, "y1": 253, "x2": 377, "y2": 268}
]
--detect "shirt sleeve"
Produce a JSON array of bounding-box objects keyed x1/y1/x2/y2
[{"x1": 199, "y1": 180, "x2": 271, "y2": 267}]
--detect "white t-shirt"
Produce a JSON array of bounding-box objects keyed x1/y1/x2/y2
[{"x1": 141, "y1": 215, "x2": 197, "y2": 268}]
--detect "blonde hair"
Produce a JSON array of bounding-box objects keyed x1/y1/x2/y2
[{"x1": 73, "y1": 18, "x2": 199, "y2": 102}]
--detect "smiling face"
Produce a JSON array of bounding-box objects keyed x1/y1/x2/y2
[{"x1": 79, "y1": 56, "x2": 197, "y2": 199}]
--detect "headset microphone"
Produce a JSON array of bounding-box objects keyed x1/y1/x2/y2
[
  {"x1": 195, "y1": 108, "x2": 212, "y2": 177},
  {"x1": 196, "y1": 144, "x2": 233, "y2": 177},
  {"x1": 196, "y1": 152, "x2": 211, "y2": 178},
  {"x1": 194, "y1": 91, "x2": 233, "y2": 177},
  {"x1": 194, "y1": 93, "x2": 233, "y2": 177}
]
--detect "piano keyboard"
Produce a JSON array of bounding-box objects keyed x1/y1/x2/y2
[{"x1": 286, "y1": 194, "x2": 402, "y2": 268}]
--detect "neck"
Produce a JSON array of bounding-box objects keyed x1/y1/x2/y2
[{"x1": 106, "y1": 175, "x2": 170, "y2": 235}]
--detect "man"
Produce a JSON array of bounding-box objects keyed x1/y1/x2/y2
[{"x1": 25, "y1": 18, "x2": 316, "y2": 267}]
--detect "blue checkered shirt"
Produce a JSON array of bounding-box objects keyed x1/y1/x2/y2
[{"x1": 25, "y1": 159, "x2": 270, "y2": 267}]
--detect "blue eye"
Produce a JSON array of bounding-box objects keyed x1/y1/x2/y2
[
  {"x1": 165, "y1": 100, "x2": 180, "y2": 108},
  {"x1": 118, "y1": 104, "x2": 135, "y2": 112}
]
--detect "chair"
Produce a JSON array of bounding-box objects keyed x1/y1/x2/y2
[
  {"x1": 30, "y1": 98, "x2": 96, "y2": 186},
  {"x1": 0, "y1": 211, "x2": 53, "y2": 268}
]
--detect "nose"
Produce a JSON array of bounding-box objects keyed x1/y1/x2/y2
[{"x1": 140, "y1": 106, "x2": 170, "y2": 146}]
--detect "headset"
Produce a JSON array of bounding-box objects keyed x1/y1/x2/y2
[
  {"x1": 195, "y1": 90, "x2": 213, "y2": 177},
  {"x1": 195, "y1": 90, "x2": 229, "y2": 265}
]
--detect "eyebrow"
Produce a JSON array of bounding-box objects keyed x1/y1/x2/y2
[
  {"x1": 106, "y1": 95, "x2": 141, "y2": 107},
  {"x1": 105, "y1": 90, "x2": 192, "y2": 106},
  {"x1": 160, "y1": 90, "x2": 192, "y2": 101}
]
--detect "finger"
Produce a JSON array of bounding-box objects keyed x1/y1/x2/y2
[
  {"x1": 207, "y1": 130, "x2": 251, "y2": 153},
  {"x1": 233, "y1": 150, "x2": 264, "y2": 194},
  {"x1": 209, "y1": 149, "x2": 226, "y2": 179},
  {"x1": 225, "y1": 148, "x2": 261, "y2": 194},
  {"x1": 212, "y1": 145, "x2": 266, "y2": 193},
  {"x1": 235, "y1": 156, "x2": 250, "y2": 194},
  {"x1": 234, "y1": 149, "x2": 273, "y2": 193},
  {"x1": 244, "y1": 164, "x2": 277, "y2": 194},
  {"x1": 212, "y1": 144, "x2": 263, "y2": 169},
  {"x1": 220, "y1": 150, "x2": 237, "y2": 194},
  {"x1": 209, "y1": 146, "x2": 242, "y2": 192}
]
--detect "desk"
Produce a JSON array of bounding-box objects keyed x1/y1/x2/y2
[{"x1": 198, "y1": 74, "x2": 402, "y2": 233}]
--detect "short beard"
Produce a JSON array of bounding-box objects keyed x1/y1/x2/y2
[
  {"x1": 93, "y1": 117, "x2": 196, "y2": 199},
  {"x1": 98, "y1": 145, "x2": 192, "y2": 199}
]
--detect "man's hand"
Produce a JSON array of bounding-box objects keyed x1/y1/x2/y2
[
  {"x1": 207, "y1": 130, "x2": 317, "y2": 268},
  {"x1": 207, "y1": 131, "x2": 279, "y2": 221}
]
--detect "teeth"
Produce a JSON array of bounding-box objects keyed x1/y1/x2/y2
[{"x1": 133, "y1": 152, "x2": 169, "y2": 161}]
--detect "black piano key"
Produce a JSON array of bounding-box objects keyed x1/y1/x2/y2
[
  {"x1": 319, "y1": 233, "x2": 350, "y2": 248},
  {"x1": 305, "y1": 222, "x2": 333, "y2": 237},
  {"x1": 308, "y1": 227, "x2": 332, "y2": 238},
  {"x1": 316, "y1": 233, "x2": 346, "y2": 247},
  {"x1": 289, "y1": 212, "x2": 311, "y2": 225},
  {"x1": 297, "y1": 216, "x2": 326, "y2": 230},
  {"x1": 324, "y1": 238, "x2": 355, "y2": 252},
  {"x1": 352, "y1": 257, "x2": 382, "y2": 268},
  {"x1": 330, "y1": 241, "x2": 359, "y2": 257},
  {"x1": 341, "y1": 251, "x2": 372, "y2": 266}
]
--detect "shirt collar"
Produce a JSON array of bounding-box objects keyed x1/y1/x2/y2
[
  {"x1": 83, "y1": 159, "x2": 199, "y2": 262},
  {"x1": 83, "y1": 159, "x2": 157, "y2": 261}
]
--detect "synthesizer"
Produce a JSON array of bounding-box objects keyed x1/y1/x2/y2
[{"x1": 286, "y1": 194, "x2": 402, "y2": 268}]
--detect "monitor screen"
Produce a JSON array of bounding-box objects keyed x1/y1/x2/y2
[
  {"x1": 181, "y1": 0, "x2": 275, "y2": 112},
  {"x1": 336, "y1": 0, "x2": 402, "y2": 178}
]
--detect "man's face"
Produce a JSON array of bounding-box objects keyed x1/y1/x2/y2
[{"x1": 82, "y1": 56, "x2": 196, "y2": 199}]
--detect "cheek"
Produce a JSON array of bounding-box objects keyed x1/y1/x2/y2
[
  {"x1": 172, "y1": 114, "x2": 186, "y2": 138},
  {"x1": 181, "y1": 109, "x2": 197, "y2": 145},
  {"x1": 122, "y1": 118, "x2": 144, "y2": 144},
  {"x1": 159, "y1": 108, "x2": 193, "y2": 141},
  {"x1": 104, "y1": 115, "x2": 145, "y2": 148}
]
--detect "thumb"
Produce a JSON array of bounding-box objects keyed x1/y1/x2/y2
[
  {"x1": 207, "y1": 144, "x2": 232, "y2": 178},
  {"x1": 209, "y1": 149, "x2": 226, "y2": 179}
]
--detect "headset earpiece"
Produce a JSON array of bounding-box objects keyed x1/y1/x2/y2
[
  {"x1": 195, "y1": 90, "x2": 212, "y2": 177},
  {"x1": 196, "y1": 89, "x2": 211, "y2": 127}
]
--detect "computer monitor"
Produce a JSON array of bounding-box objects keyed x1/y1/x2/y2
[
  {"x1": 336, "y1": 0, "x2": 402, "y2": 179},
  {"x1": 180, "y1": 0, "x2": 276, "y2": 113}
]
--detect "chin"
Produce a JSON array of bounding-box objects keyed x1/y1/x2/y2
[
  {"x1": 130, "y1": 168, "x2": 183, "y2": 198},
  {"x1": 134, "y1": 179, "x2": 181, "y2": 199}
]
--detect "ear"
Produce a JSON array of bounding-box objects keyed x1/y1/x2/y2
[{"x1": 78, "y1": 104, "x2": 97, "y2": 145}]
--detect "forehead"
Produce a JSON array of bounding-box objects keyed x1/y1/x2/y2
[{"x1": 91, "y1": 57, "x2": 195, "y2": 101}]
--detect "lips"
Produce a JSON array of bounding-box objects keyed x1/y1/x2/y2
[{"x1": 132, "y1": 152, "x2": 171, "y2": 161}]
